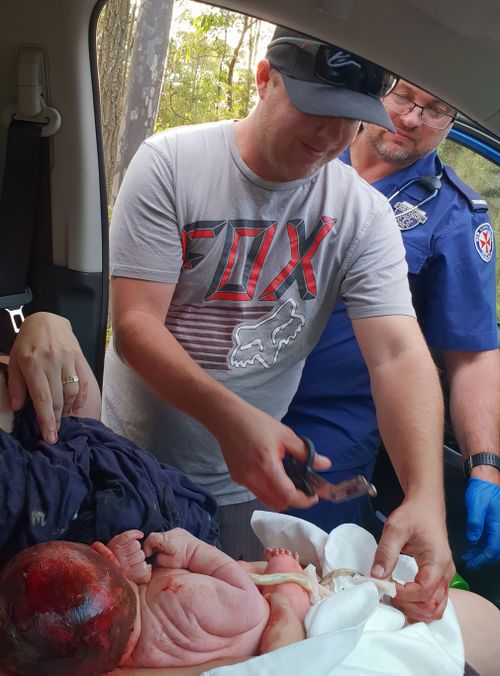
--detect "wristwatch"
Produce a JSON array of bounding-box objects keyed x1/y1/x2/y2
[{"x1": 463, "y1": 452, "x2": 500, "y2": 479}]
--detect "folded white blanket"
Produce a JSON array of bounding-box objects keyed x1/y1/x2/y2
[{"x1": 203, "y1": 512, "x2": 464, "y2": 676}]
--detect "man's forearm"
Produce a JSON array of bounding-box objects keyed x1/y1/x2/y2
[
  {"x1": 445, "y1": 349, "x2": 500, "y2": 484},
  {"x1": 371, "y1": 346, "x2": 445, "y2": 499}
]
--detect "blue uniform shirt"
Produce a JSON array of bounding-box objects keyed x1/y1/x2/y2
[{"x1": 284, "y1": 147, "x2": 497, "y2": 504}]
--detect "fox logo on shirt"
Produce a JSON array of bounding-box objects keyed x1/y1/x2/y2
[{"x1": 230, "y1": 298, "x2": 305, "y2": 369}]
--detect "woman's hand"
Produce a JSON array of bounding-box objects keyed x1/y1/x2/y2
[{"x1": 8, "y1": 312, "x2": 101, "y2": 442}]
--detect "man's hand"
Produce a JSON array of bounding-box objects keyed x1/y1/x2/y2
[
  {"x1": 8, "y1": 312, "x2": 100, "y2": 443},
  {"x1": 212, "y1": 400, "x2": 331, "y2": 511},
  {"x1": 371, "y1": 498, "x2": 455, "y2": 623},
  {"x1": 463, "y1": 478, "x2": 500, "y2": 569}
]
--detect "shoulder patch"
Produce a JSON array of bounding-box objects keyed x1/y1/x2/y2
[
  {"x1": 474, "y1": 222, "x2": 495, "y2": 262},
  {"x1": 443, "y1": 164, "x2": 489, "y2": 212}
]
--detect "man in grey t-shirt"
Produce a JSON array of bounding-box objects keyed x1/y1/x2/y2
[{"x1": 103, "y1": 27, "x2": 454, "y2": 623}]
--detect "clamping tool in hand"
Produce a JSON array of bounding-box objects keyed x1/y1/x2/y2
[{"x1": 284, "y1": 436, "x2": 378, "y2": 502}]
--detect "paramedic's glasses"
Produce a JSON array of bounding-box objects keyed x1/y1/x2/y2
[{"x1": 383, "y1": 92, "x2": 457, "y2": 129}]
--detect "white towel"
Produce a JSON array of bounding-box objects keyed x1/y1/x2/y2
[{"x1": 203, "y1": 512, "x2": 464, "y2": 676}]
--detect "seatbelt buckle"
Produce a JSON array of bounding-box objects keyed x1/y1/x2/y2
[{"x1": 0, "y1": 287, "x2": 33, "y2": 333}]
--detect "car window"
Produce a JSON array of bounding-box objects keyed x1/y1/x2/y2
[
  {"x1": 97, "y1": 0, "x2": 499, "y2": 323},
  {"x1": 438, "y1": 140, "x2": 500, "y2": 321}
]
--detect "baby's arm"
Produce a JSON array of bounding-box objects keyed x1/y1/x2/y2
[
  {"x1": 104, "y1": 530, "x2": 152, "y2": 584},
  {"x1": 144, "y1": 529, "x2": 270, "y2": 654},
  {"x1": 143, "y1": 529, "x2": 255, "y2": 592}
]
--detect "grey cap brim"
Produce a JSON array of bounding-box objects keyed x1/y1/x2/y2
[{"x1": 281, "y1": 74, "x2": 395, "y2": 132}]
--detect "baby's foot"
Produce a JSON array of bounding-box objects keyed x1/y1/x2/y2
[
  {"x1": 107, "y1": 529, "x2": 151, "y2": 584},
  {"x1": 263, "y1": 548, "x2": 311, "y2": 621},
  {"x1": 264, "y1": 548, "x2": 302, "y2": 574},
  {"x1": 260, "y1": 592, "x2": 305, "y2": 654}
]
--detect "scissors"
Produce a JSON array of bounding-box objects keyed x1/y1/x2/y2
[{"x1": 284, "y1": 437, "x2": 377, "y2": 502}]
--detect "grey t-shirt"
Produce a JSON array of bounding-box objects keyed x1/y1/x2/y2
[{"x1": 102, "y1": 120, "x2": 414, "y2": 504}]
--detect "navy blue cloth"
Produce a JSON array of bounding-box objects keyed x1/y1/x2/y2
[
  {"x1": 285, "y1": 147, "x2": 497, "y2": 530},
  {"x1": 0, "y1": 403, "x2": 219, "y2": 565}
]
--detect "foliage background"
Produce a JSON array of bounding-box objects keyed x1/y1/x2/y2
[{"x1": 157, "y1": 8, "x2": 271, "y2": 130}]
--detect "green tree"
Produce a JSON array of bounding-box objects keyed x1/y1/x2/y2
[{"x1": 156, "y1": 8, "x2": 270, "y2": 131}]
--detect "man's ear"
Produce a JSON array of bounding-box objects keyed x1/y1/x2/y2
[
  {"x1": 256, "y1": 59, "x2": 272, "y2": 99},
  {"x1": 91, "y1": 541, "x2": 121, "y2": 568}
]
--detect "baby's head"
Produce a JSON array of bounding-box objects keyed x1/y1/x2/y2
[{"x1": 0, "y1": 540, "x2": 137, "y2": 675}]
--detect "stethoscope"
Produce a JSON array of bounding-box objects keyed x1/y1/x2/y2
[{"x1": 386, "y1": 159, "x2": 444, "y2": 218}]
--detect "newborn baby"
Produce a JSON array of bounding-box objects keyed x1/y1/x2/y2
[{"x1": 0, "y1": 528, "x2": 310, "y2": 675}]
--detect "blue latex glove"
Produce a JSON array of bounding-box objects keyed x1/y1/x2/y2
[{"x1": 463, "y1": 477, "x2": 500, "y2": 569}]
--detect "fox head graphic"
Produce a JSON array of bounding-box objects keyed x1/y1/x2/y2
[{"x1": 230, "y1": 299, "x2": 305, "y2": 369}]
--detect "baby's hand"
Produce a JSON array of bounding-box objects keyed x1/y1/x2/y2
[
  {"x1": 107, "y1": 529, "x2": 152, "y2": 584},
  {"x1": 143, "y1": 528, "x2": 193, "y2": 569}
]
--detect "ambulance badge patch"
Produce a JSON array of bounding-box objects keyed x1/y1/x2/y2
[
  {"x1": 393, "y1": 201, "x2": 428, "y2": 230},
  {"x1": 474, "y1": 223, "x2": 494, "y2": 262}
]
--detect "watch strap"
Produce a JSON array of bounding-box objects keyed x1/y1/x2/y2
[{"x1": 463, "y1": 452, "x2": 500, "y2": 479}]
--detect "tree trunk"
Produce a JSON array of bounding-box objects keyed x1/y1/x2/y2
[
  {"x1": 112, "y1": 0, "x2": 174, "y2": 203},
  {"x1": 226, "y1": 16, "x2": 250, "y2": 114},
  {"x1": 241, "y1": 19, "x2": 260, "y2": 116},
  {"x1": 97, "y1": 0, "x2": 133, "y2": 205}
]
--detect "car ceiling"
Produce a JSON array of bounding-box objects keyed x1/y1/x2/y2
[
  {"x1": 1, "y1": 0, "x2": 499, "y2": 139},
  {"x1": 207, "y1": 0, "x2": 500, "y2": 137}
]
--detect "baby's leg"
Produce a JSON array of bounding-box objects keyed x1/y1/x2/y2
[
  {"x1": 237, "y1": 560, "x2": 267, "y2": 574},
  {"x1": 106, "y1": 530, "x2": 152, "y2": 584},
  {"x1": 260, "y1": 592, "x2": 306, "y2": 654},
  {"x1": 262, "y1": 548, "x2": 311, "y2": 622}
]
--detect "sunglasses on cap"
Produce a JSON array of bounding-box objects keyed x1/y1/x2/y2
[{"x1": 267, "y1": 36, "x2": 398, "y2": 99}]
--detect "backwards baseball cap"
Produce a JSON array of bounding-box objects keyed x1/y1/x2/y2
[{"x1": 266, "y1": 27, "x2": 397, "y2": 131}]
